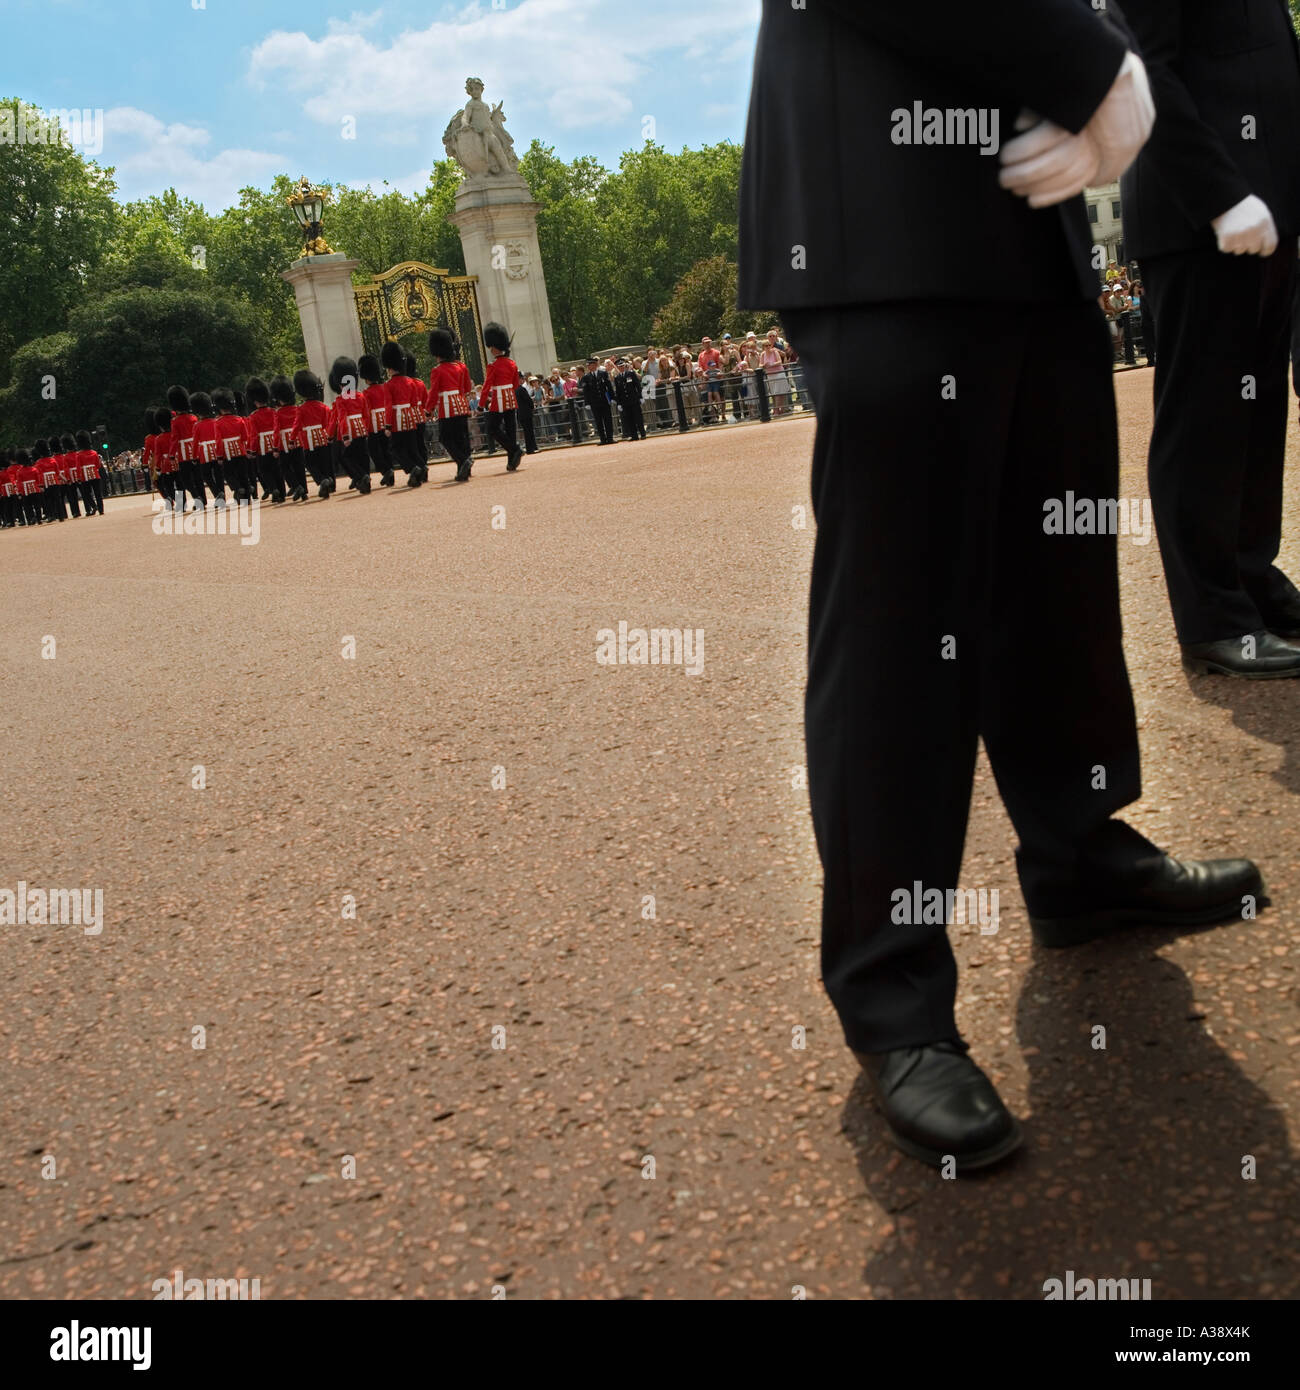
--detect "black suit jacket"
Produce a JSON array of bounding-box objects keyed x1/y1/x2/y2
[
  {"x1": 1120, "y1": 0, "x2": 1300, "y2": 259},
  {"x1": 580, "y1": 370, "x2": 612, "y2": 406},
  {"x1": 737, "y1": 0, "x2": 1130, "y2": 310}
]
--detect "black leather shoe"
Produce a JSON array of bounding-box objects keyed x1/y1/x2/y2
[
  {"x1": 1255, "y1": 577, "x2": 1300, "y2": 638},
  {"x1": 853, "y1": 1043, "x2": 1022, "y2": 1172},
  {"x1": 1030, "y1": 855, "x2": 1263, "y2": 948},
  {"x1": 1181, "y1": 631, "x2": 1300, "y2": 677}
]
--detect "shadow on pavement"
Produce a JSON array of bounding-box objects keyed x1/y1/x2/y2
[
  {"x1": 841, "y1": 930, "x2": 1297, "y2": 1298},
  {"x1": 1183, "y1": 675, "x2": 1300, "y2": 795}
]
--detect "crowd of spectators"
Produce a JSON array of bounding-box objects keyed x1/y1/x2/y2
[
  {"x1": 1099, "y1": 262, "x2": 1154, "y2": 367},
  {"x1": 463, "y1": 327, "x2": 808, "y2": 453}
]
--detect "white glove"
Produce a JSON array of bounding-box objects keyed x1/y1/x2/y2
[
  {"x1": 998, "y1": 117, "x2": 1101, "y2": 208},
  {"x1": 1212, "y1": 195, "x2": 1279, "y2": 256},
  {"x1": 999, "y1": 51, "x2": 1154, "y2": 208},
  {"x1": 1087, "y1": 51, "x2": 1156, "y2": 183}
]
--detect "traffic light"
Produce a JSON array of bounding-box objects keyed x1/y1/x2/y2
[{"x1": 93, "y1": 424, "x2": 108, "y2": 456}]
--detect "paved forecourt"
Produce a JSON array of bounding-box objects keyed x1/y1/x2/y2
[{"x1": 1, "y1": 385, "x2": 1297, "y2": 1298}]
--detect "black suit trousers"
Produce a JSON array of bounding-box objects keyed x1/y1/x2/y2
[
  {"x1": 1142, "y1": 241, "x2": 1296, "y2": 643},
  {"x1": 784, "y1": 299, "x2": 1153, "y2": 1054}
]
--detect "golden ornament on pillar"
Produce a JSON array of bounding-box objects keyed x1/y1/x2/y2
[{"x1": 286, "y1": 175, "x2": 335, "y2": 257}]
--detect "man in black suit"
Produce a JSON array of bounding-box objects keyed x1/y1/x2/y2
[
  {"x1": 738, "y1": 1, "x2": 1265, "y2": 1172},
  {"x1": 580, "y1": 356, "x2": 615, "y2": 445},
  {"x1": 1121, "y1": 0, "x2": 1300, "y2": 675}
]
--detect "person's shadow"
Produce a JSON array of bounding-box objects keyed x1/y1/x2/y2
[
  {"x1": 842, "y1": 929, "x2": 1298, "y2": 1298},
  {"x1": 1184, "y1": 674, "x2": 1300, "y2": 795}
]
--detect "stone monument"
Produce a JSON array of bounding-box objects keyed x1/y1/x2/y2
[
  {"x1": 280, "y1": 177, "x2": 365, "y2": 401},
  {"x1": 443, "y1": 79, "x2": 559, "y2": 376}
]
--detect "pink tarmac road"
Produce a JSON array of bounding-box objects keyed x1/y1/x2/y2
[{"x1": 1, "y1": 381, "x2": 1297, "y2": 1298}]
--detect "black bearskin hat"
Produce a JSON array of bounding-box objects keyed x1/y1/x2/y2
[
  {"x1": 60, "y1": 434, "x2": 77, "y2": 451},
  {"x1": 293, "y1": 369, "x2": 324, "y2": 402},
  {"x1": 483, "y1": 321, "x2": 511, "y2": 353},
  {"x1": 328, "y1": 356, "x2": 359, "y2": 397},
  {"x1": 32, "y1": 438, "x2": 48, "y2": 457},
  {"x1": 211, "y1": 387, "x2": 235, "y2": 414},
  {"x1": 190, "y1": 391, "x2": 213, "y2": 419},
  {"x1": 429, "y1": 328, "x2": 459, "y2": 360},
  {"x1": 403, "y1": 349, "x2": 418, "y2": 377},
  {"x1": 75, "y1": 429, "x2": 92, "y2": 449},
  {"x1": 233, "y1": 390, "x2": 247, "y2": 415},
  {"x1": 144, "y1": 407, "x2": 159, "y2": 433},
  {"x1": 380, "y1": 340, "x2": 406, "y2": 375},
  {"x1": 357, "y1": 354, "x2": 383, "y2": 385},
  {"x1": 269, "y1": 375, "x2": 296, "y2": 407},
  {"x1": 166, "y1": 384, "x2": 191, "y2": 412},
  {"x1": 245, "y1": 377, "x2": 270, "y2": 407},
  {"x1": 15, "y1": 448, "x2": 30, "y2": 467},
  {"x1": 154, "y1": 409, "x2": 172, "y2": 434}
]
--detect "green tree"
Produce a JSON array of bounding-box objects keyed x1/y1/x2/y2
[
  {"x1": 205, "y1": 179, "x2": 305, "y2": 368},
  {"x1": 651, "y1": 255, "x2": 758, "y2": 344},
  {"x1": 0, "y1": 98, "x2": 118, "y2": 366},
  {"x1": 519, "y1": 142, "x2": 607, "y2": 359},
  {"x1": 98, "y1": 198, "x2": 206, "y2": 294},
  {"x1": 329, "y1": 165, "x2": 465, "y2": 277},
  {"x1": 0, "y1": 288, "x2": 260, "y2": 449}
]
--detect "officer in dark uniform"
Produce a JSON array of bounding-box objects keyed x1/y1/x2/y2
[
  {"x1": 738, "y1": 0, "x2": 1264, "y2": 1172},
  {"x1": 579, "y1": 356, "x2": 615, "y2": 445},
  {"x1": 515, "y1": 367, "x2": 539, "y2": 454},
  {"x1": 613, "y1": 357, "x2": 647, "y2": 440},
  {"x1": 1121, "y1": 0, "x2": 1300, "y2": 675}
]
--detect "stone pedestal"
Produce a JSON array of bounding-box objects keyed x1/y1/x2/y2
[
  {"x1": 281, "y1": 253, "x2": 365, "y2": 401},
  {"x1": 447, "y1": 174, "x2": 559, "y2": 376}
]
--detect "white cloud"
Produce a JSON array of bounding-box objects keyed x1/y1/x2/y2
[
  {"x1": 249, "y1": 0, "x2": 760, "y2": 141},
  {"x1": 101, "y1": 107, "x2": 287, "y2": 210}
]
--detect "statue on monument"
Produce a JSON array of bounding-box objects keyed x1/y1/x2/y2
[{"x1": 442, "y1": 77, "x2": 520, "y2": 178}]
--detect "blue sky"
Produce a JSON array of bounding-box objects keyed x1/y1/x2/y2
[{"x1": 2, "y1": 0, "x2": 761, "y2": 211}]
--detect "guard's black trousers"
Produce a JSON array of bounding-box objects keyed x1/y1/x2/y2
[
  {"x1": 438, "y1": 415, "x2": 473, "y2": 467},
  {"x1": 1142, "y1": 240, "x2": 1296, "y2": 643},
  {"x1": 484, "y1": 409, "x2": 518, "y2": 456},
  {"x1": 784, "y1": 299, "x2": 1157, "y2": 1055},
  {"x1": 300, "y1": 446, "x2": 333, "y2": 489}
]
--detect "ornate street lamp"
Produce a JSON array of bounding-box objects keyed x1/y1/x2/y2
[{"x1": 287, "y1": 175, "x2": 334, "y2": 257}]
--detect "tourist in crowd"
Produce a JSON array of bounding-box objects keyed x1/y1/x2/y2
[
  {"x1": 761, "y1": 329, "x2": 791, "y2": 415},
  {"x1": 697, "y1": 335, "x2": 724, "y2": 423},
  {"x1": 719, "y1": 334, "x2": 743, "y2": 420}
]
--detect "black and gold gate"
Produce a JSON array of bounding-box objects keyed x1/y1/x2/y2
[{"x1": 353, "y1": 262, "x2": 484, "y2": 383}]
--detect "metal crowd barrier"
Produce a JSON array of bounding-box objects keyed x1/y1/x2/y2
[{"x1": 459, "y1": 367, "x2": 816, "y2": 457}]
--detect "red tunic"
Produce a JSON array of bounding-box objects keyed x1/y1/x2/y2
[
  {"x1": 275, "y1": 404, "x2": 299, "y2": 453},
  {"x1": 170, "y1": 414, "x2": 199, "y2": 463},
  {"x1": 328, "y1": 396, "x2": 368, "y2": 445},
  {"x1": 293, "y1": 400, "x2": 331, "y2": 453},
  {"x1": 248, "y1": 407, "x2": 280, "y2": 458},
  {"x1": 193, "y1": 418, "x2": 220, "y2": 465},
  {"x1": 214, "y1": 415, "x2": 250, "y2": 461},
  {"x1": 480, "y1": 356, "x2": 519, "y2": 412},
  {"x1": 362, "y1": 381, "x2": 391, "y2": 435},
  {"x1": 78, "y1": 448, "x2": 100, "y2": 480},
  {"x1": 428, "y1": 362, "x2": 473, "y2": 419}
]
